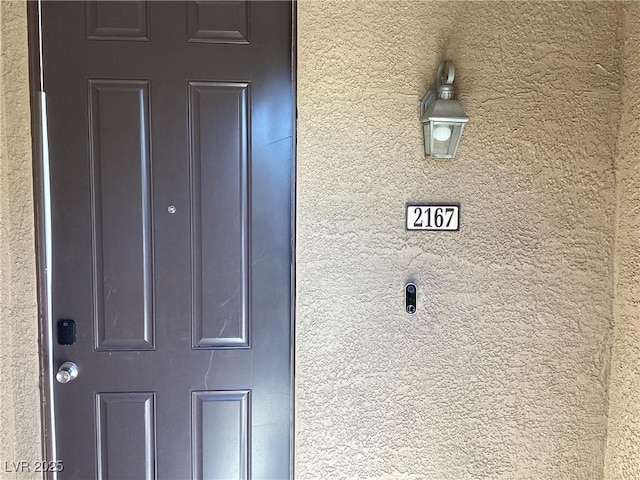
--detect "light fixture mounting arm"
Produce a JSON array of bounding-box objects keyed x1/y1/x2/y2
[
  {"x1": 436, "y1": 60, "x2": 455, "y2": 89},
  {"x1": 421, "y1": 60, "x2": 457, "y2": 116}
]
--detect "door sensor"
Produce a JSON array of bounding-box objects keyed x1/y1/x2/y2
[{"x1": 405, "y1": 283, "x2": 417, "y2": 314}]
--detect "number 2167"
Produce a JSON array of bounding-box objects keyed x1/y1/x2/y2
[{"x1": 406, "y1": 205, "x2": 459, "y2": 231}]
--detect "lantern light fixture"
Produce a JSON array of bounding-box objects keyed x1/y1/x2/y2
[{"x1": 420, "y1": 60, "x2": 469, "y2": 158}]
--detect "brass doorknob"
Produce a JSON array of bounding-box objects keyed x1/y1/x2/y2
[{"x1": 56, "y1": 362, "x2": 78, "y2": 384}]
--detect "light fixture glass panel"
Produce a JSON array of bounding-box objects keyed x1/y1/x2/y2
[
  {"x1": 422, "y1": 123, "x2": 431, "y2": 156},
  {"x1": 429, "y1": 121, "x2": 465, "y2": 158}
]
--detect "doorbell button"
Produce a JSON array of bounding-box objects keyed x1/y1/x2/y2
[{"x1": 405, "y1": 283, "x2": 417, "y2": 314}]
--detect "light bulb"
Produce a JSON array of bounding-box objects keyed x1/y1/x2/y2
[{"x1": 433, "y1": 125, "x2": 452, "y2": 142}]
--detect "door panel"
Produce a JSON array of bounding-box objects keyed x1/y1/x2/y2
[
  {"x1": 88, "y1": 79, "x2": 154, "y2": 351},
  {"x1": 189, "y1": 81, "x2": 250, "y2": 349},
  {"x1": 96, "y1": 392, "x2": 156, "y2": 480},
  {"x1": 86, "y1": 1, "x2": 150, "y2": 41},
  {"x1": 186, "y1": 1, "x2": 249, "y2": 44},
  {"x1": 41, "y1": 1, "x2": 293, "y2": 478},
  {"x1": 192, "y1": 390, "x2": 250, "y2": 480}
]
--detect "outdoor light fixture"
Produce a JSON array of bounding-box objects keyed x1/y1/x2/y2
[{"x1": 420, "y1": 60, "x2": 469, "y2": 158}]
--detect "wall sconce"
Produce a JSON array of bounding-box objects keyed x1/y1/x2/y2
[{"x1": 420, "y1": 60, "x2": 469, "y2": 158}]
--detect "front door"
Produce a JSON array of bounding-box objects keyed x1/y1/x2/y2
[{"x1": 39, "y1": 1, "x2": 294, "y2": 478}]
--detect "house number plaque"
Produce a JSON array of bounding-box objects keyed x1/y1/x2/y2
[{"x1": 406, "y1": 203, "x2": 460, "y2": 231}]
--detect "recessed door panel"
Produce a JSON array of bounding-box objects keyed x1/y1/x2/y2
[
  {"x1": 96, "y1": 392, "x2": 156, "y2": 480},
  {"x1": 189, "y1": 82, "x2": 250, "y2": 349},
  {"x1": 192, "y1": 390, "x2": 250, "y2": 480},
  {"x1": 88, "y1": 80, "x2": 154, "y2": 351},
  {"x1": 86, "y1": 0, "x2": 150, "y2": 41},
  {"x1": 187, "y1": 1, "x2": 250, "y2": 44}
]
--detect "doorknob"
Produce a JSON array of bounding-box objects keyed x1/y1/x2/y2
[{"x1": 56, "y1": 362, "x2": 78, "y2": 384}]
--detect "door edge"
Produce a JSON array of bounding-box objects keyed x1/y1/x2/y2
[
  {"x1": 27, "y1": 1, "x2": 57, "y2": 478},
  {"x1": 290, "y1": 1, "x2": 298, "y2": 478}
]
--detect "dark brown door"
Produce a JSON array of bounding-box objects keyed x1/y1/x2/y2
[{"x1": 41, "y1": 1, "x2": 293, "y2": 478}]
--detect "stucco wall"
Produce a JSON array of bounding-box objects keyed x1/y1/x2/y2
[
  {"x1": 296, "y1": 1, "x2": 621, "y2": 478},
  {"x1": 1, "y1": 1, "x2": 638, "y2": 479},
  {"x1": 604, "y1": 4, "x2": 640, "y2": 480},
  {"x1": 0, "y1": 1, "x2": 42, "y2": 479}
]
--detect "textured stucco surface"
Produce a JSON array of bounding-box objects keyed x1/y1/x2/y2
[
  {"x1": 296, "y1": 2, "x2": 621, "y2": 479},
  {"x1": 604, "y1": 4, "x2": 640, "y2": 480},
  {"x1": 1, "y1": 1, "x2": 639, "y2": 478},
  {"x1": 0, "y1": 1, "x2": 42, "y2": 479}
]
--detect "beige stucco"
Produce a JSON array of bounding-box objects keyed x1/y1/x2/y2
[
  {"x1": 296, "y1": 1, "x2": 624, "y2": 479},
  {"x1": 1, "y1": 1, "x2": 640, "y2": 479},
  {"x1": 0, "y1": 1, "x2": 42, "y2": 479},
  {"x1": 604, "y1": 3, "x2": 640, "y2": 480}
]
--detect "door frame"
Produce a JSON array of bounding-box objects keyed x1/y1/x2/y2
[{"x1": 26, "y1": 1, "x2": 298, "y2": 477}]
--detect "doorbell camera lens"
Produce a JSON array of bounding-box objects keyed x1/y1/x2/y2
[{"x1": 407, "y1": 285, "x2": 415, "y2": 294}]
